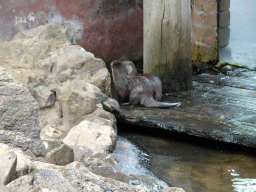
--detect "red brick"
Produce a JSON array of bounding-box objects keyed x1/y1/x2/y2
[
  {"x1": 192, "y1": 11, "x2": 217, "y2": 26},
  {"x1": 193, "y1": 26, "x2": 217, "y2": 47},
  {"x1": 195, "y1": 0, "x2": 217, "y2": 13}
]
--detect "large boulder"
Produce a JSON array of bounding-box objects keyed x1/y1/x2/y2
[
  {"x1": 63, "y1": 119, "x2": 117, "y2": 154},
  {"x1": 0, "y1": 67, "x2": 45, "y2": 157},
  {"x1": 56, "y1": 80, "x2": 108, "y2": 129}
]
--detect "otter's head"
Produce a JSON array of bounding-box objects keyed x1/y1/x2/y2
[{"x1": 110, "y1": 60, "x2": 129, "y2": 77}]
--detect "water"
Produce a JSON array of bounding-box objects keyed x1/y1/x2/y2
[{"x1": 117, "y1": 125, "x2": 256, "y2": 192}]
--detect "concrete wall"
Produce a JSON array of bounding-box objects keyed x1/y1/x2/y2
[{"x1": 0, "y1": 0, "x2": 143, "y2": 62}]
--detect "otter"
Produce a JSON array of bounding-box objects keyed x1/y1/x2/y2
[{"x1": 110, "y1": 60, "x2": 181, "y2": 108}]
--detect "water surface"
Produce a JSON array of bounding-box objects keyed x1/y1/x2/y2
[{"x1": 118, "y1": 125, "x2": 256, "y2": 192}]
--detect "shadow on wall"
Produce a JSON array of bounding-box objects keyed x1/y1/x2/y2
[{"x1": 0, "y1": 0, "x2": 143, "y2": 62}]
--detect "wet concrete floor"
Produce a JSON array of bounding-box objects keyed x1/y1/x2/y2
[{"x1": 117, "y1": 69, "x2": 256, "y2": 148}]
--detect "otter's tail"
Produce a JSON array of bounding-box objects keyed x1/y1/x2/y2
[{"x1": 141, "y1": 97, "x2": 181, "y2": 108}]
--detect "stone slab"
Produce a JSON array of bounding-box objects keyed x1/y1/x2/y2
[{"x1": 117, "y1": 71, "x2": 256, "y2": 148}]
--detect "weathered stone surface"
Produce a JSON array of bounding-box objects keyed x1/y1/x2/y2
[
  {"x1": 83, "y1": 108, "x2": 117, "y2": 128},
  {"x1": 219, "y1": 10, "x2": 230, "y2": 28},
  {"x1": 56, "y1": 80, "x2": 108, "y2": 128},
  {"x1": 63, "y1": 119, "x2": 117, "y2": 154},
  {"x1": 0, "y1": 67, "x2": 45, "y2": 157},
  {"x1": 117, "y1": 70, "x2": 256, "y2": 148},
  {"x1": 219, "y1": 0, "x2": 230, "y2": 11},
  {"x1": 0, "y1": 152, "x2": 17, "y2": 185},
  {"x1": 45, "y1": 140, "x2": 74, "y2": 166},
  {"x1": 33, "y1": 86, "x2": 56, "y2": 109},
  {"x1": 58, "y1": 69, "x2": 74, "y2": 83},
  {"x1": 160, "y1": 187, "x2": 186, "y2": 192},
  {"x1": 10, "y1": 22, "x2": 74, "y2": 62},
  {"x1": 40, "y1": 125, "x2": 64, "y2": 141},
  {"x1": 6, "y1": 169, "x2": 77, "y2": 192},
  {"x1": 86, "y1": 68, "x2": 111, "y2": 96},
  {"x1": 0, "y1": 143, "x2": 35, "y2": 178},
  {"x1": 102, "y1": 97, "x2": 121, "y2": 114},
  {"x1": 51, "y1": 45, "x2": 105, "y2": 76},
  {"x1": 64, "y1": 162, "x2": 149, "y2": 192},
  {"x1": 218, "y1": 27, "x2": 230, "y2": 48}
]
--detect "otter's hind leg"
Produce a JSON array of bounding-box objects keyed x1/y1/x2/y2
[{"x1": 129, "y1": 86, "x2": 143, "y2": 105}]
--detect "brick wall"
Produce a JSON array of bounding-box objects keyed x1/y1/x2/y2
[{"x1": 191, "y1": 0, "x2": 218, "y2": 63}]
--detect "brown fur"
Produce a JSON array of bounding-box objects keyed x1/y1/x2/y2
[{"x1": 111, "y1": 60, "x2": 181, "y2": 108}]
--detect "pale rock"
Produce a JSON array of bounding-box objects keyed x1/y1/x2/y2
[
  {"x1": 40, "y1": 125, "x2": 64, "y2": 141},
  {"x1": 63, "y1": 119, "x2": 117, "y2": 154},
  {"x1": 33, "y1": 86, "x2": 56, "y2": 109},
  {"x1": 43, "y1": 74, "x2": 60, "y2": 92},
  {"x1": 0, "y1": 67, "x2": 45, "y2": 157},
  {"x1": 84, "y1": 107, "x2": 117, "y2": 127},
  {"x1": 102, "y1": 97, "x2": 121, "y2": 113},
  {"x1": 0, "y1": 143, "x2": 34, "y2": 178},
  {"x1": 51, "y1": 45, "x2": 105, "y2": 76},
  {"x1": 160, "y1": 187, "x2": 186, "y2": 192},
  {"x1": 6, "y1": 168, "x2": 77, "y2": 192},
  {"x1": 75, "y1": 68, "x2": 111, "y2": 96},
  {"x1": 0, "y1": 152, "x2": 17, "y2": 185},
  {"x1": 10, "y1": 22, "x2": 74, "y2": 62},
  {"x1": 87, "y1": 68, "x2": 111, "y2": 96},
  {"x1": 56, "y1": 80, "x2": 108, "y2": 128},
  {"x1": 58, "y1": 69, "x2": 74, "y2": 83},
  {"x1": 39, "y1": 103, "x2": 63, "y2": 130},
  {"x1": 44, "y1": 140, "x2": 74, "y2": 166}
]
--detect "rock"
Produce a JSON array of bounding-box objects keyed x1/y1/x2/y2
[
  {"x1": 56, "y1": 80, "x2": 108, "y2": 128},
  {"x1": 0, "y1": 143, "x2": 35, "y2": 178},
  {"x1": 0, "y1": 67, "x2": 45, "y2": 157},
  {"x1": 0, "y1": 152, "x2": 17, "y2": 185},
  {"x1": 80, "y1": 152, "x2": 133, "y2": 184},
  {"x1": 102, "y1": 97, "x2": 121, "y2": 113},
  {"x1": 75, "y1": 68, "x2": 111, "y2": 96},
  {"x1": 88, "y1": 68, "x2": 111, "y2": 96},
  {"x1": 69, "y1": 146, "x2": 94, "y2": 162},
  {"x1": 10, "y1": 22, "x2": 74, "y2": 63},
  {"x1": 39, "y1": 103, "x2": 63, "y2": 130},
  {"x1": 52, "y1": 45, "x2": 100, "y2": 76},
  {"x1": 33, "y1": 86, "x2": 56, "y2": 109},
  {"x1": 58, "y1": 69, "x2": 74, "y2": 83},
  {"x1": 6, "y1": 169, "x2": 77, "y2": 192},
  {"x1": 40, "y1": 125, "x2": 64, "y2": 141},
  {"x1": 64, "y1": 162, "x2": 149, "y2": 192},
  {"x1": 63, "y1": 119, "x2": 117, "y2": 154},
  {"x1": 84, "y1": 107, "x2": 117, "y2": 127},
  {"x1": 44, "y1": 141, "x2": 74, "y2": 166},
  {"x1": 159, "y1": 187, "x2": 186, "y2": 192}
]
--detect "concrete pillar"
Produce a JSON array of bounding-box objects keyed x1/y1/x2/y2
[{"x1": 143, "y1": 0, "x2": 192, "y2": 93}]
